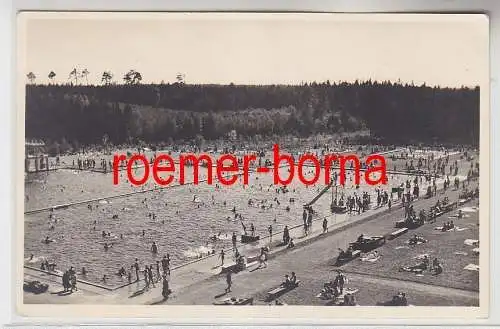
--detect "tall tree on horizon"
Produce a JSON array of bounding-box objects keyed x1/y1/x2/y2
[
  {"x1": 69, "y1": 68, "x2": 79, "y2": 85},
  {"x1": 27, "y1": 72, "x2": 36, "y2": 84},
  {"x1": 81, "y1": 69, "x2": 90, "y2": 85},
  {"x1": 48, "y1": 71, "x2": 56, "y2": 84},
  {"x1": 124, "y1": 70, "x2": 142, "y2": 85},
  {"x1": 101, "y1": 71, "x2": 113, "y2": 85}
]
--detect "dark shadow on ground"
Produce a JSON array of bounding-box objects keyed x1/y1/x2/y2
[
  {"x1": 129, "y1": 288, "x2": 147, "y2": 298},
  {"x1": 52, "y1": 290, "x2": 73, "y2": 296},
  {"x1": 214, "y1": 291, "x2": 228, "y2": 299},
  {"x1": 150, "y1": 296, "x2": 169, "y2": 305},
  {"x1": 249, "y1": 266, "x2": 265, "y2": 272}
]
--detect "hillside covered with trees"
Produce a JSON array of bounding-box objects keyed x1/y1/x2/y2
[{"x1": 25, "y1": 80, "x2": 479, "y2": 149}]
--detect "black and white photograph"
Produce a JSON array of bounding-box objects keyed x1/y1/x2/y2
[{"x1": 18, "y1": 12, "x2": 489, "y2": 317}]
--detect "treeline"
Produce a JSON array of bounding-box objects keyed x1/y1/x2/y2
[{"x1": 25, "y1": 80, "x2": 479, "y2": 149}]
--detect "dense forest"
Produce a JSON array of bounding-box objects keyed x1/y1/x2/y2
[{"x1": 25, "y1": 80, "x2": 479, "y2": 150}]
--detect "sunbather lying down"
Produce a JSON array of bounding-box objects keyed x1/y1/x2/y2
[
  {"x1": 400, "y1": 255, "x2": 430, "y2": 273},
  {"x1": 408, "y1": 235, "x2": 427, "y2": 245},
  {"x1": 464, "y1": 239, "x2": 479, "y2": 247},
  {"x1": 435, "y1": 224, "x2": 467, "y2": 232},
  {"x1": 360, "y1": 251, "x2": 380, "y2": 262},
  {"x1": 400, "y1": 263, "x2": 427, "y2": 273},
  {"x1": 317, "y1": 285, "x2": 358, "y2": 300}
]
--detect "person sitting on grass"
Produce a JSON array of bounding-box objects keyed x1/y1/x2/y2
[
  {"x1": 443, "y1": 221, "x2": 455, "y2": 231},
  {"x1": 392, "y1": 292, "x2": 408, "y2": 306},
  {"x1": 400, "y1": 255, "x2": 429, "y2": 272},
  {"x1": 431, "y1": 258, "x2": 443, "y2": 275},
  {"x1": 322, "y1": 281, "x2": 337, "y2": 298},
  {"x1": 339, "y1": 245, "x2": 354, "y2": 259},
  {"x1": 343, "y1": 293, "x2": 356, "y2": 306}
]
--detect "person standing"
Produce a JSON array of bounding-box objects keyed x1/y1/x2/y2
[
  {"x1": 133, "y1": 258, "x2": 140, "y2": 282},
  {"x1": 166, "y1": 254, "x2": 171, "y2": 275},
  {"x1": 155, "y1": 261, "x2": 161, "y2": 282},
  {"x1": 259, "y1": 247, "x2": 268, "y2": 268},
  {"x1": 147, "y1": 265, "x2": 155, "y2": 287},
  {"x1": 335, "y1": 271, "x2": 346, "y2": 295},
  {"x1": 268, "y1": 225, "x2": 273, "y2": 242},
  {"x1": 322, "y1": 217, "x2": 328, "y2": 233},
  {"x1": 162, "y1": 275, "x2": 170, "y2": 299},
  {"x1": 219, "y1": 249, "x2": 225, "y2": 266},
  {"x1": 144, "y1": 266, "x2": 150, "y2": 288},
  {"x1": 62, "y1": 270, "x2": 69, "y2": 292},
  {"x1": 283, "y1": 226, "x2": 290, "y2": 244},
  {"x1": 232, "y1": 232, "x2": 237, "y2": 251},
  {"x1": 225, "y1": 270, "x2": 232, "y2": 293}
]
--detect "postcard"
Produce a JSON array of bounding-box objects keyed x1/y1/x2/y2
[{"x1": 16, "y1": 12, "x2": 489, "y2": 323}]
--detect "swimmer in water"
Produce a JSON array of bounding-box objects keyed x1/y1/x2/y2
[
  {"x1": 117, "y1": 266, "x2": 126, "y2": 276},
  {"x1": 151, "y1": 242, "x2": 158, "y2": 254}
]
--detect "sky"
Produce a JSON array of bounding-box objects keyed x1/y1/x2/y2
[{"x1": 20, "y1": 12, "x2": 488, "y2": 87}]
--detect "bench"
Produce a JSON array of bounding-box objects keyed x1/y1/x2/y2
[
  {"x1": 389, "y1": 227, "x2": 408, "y2": 240},
  {"x1": 266, "y1": 280, "x2": 301, "y2": 300}
]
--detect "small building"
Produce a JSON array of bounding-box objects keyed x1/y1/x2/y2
[{"x1": 25, "y1": 139, "x2": 49, "y2": 173}]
